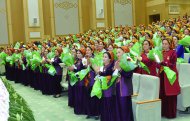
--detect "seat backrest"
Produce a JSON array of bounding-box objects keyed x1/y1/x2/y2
[
  {"x1": 176, "y1": 63, "x2": 180, "y2": 72},
  {"x1": 184, "y1": 53, "x2": 190, "y2": 63},
  {"x1": 178, "y1": 63, "x2": 190, "y2": 86},
  {"x1": 132, "y1": 73, "x2": 141, "y2": 94},
  {"x1": 0, "y1": 59, "x2": 5, "y2": 74},
  {"x1": 137, "y1": 74, "x2": 160, "y2": 101}
]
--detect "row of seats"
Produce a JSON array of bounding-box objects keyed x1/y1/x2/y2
[
  {"x1": 184, "y1": 53, "x2": 190, "y2": 63},
  {"x1": 0, "y1": 59, "x2": 5, "y2": 75},
  {"x1": 132, "y1": 73, "x2": 161, "y2": 121},
  {"x1": 132, "y1": 63, "x2": 190, "y2": 121},
  {"x1": 177, "y1": 63, "x2": 190, "y2": 111}
]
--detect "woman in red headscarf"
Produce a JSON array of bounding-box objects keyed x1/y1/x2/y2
[
  {"x1": 159, "y1": 38, "x2": 180, "y2": 119},
  {"x1": 114, "y1": 46, "x2": 134, "y2": 121},
  {"x1": 98, "y1": 51, "x2": 115, "y2": 121},
  {"x1": 136, "y1": 39, "x2": 157, "y2": 76},
  {"x1": 84, "y1": 46, "x2": 100, "y2": 120},
  {"x1": 68, "y1": 48, "x2": 87, "y2": 115},
  {"x1": 46, "y1": 47, "x2": 63, "y2": 97}
]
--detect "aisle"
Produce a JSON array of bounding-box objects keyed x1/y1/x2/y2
[
  {"x1": 3, "y1": 76, "x2": 190, "y2": 121},
  {"x1": 4, "y1": 77, "x2": 96, "y2": 121}
]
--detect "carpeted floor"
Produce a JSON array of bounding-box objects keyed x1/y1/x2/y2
[{"x1": 4, "y1": 76, "x2": 190, "y2": 121}]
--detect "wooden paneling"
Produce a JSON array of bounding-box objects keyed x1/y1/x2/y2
[
  {"x1": 10, "y1": 0, "x2": 25, "y2": 43},
  {"x1": 42, "y1": 0, "x2": 52, "y2": 37}
]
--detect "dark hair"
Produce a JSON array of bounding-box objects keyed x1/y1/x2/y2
[
  {"x1": 87, "y1": 46, "x2": 93, "y2": 51},
  {"x1": 173, "y1": 36, "x2": 179, "y2": 40},
  {"x1": 143, "y1": 40, "x2": 153, "y2": 49},
  {"x1": 103, "y1": 52, "x2": 111, "y2": 60},
  {"x1": 72, "y1": 48, "x2": 77, "y2": 52},
  {"x1": 143, "y1": 40, "x2": 151, "y2": 46}
]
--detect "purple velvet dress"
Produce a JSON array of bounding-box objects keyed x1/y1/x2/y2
[
  {"x1": 115, "y1": 61, "x2": 134, "y2": 121},
  {"x1": 68, "y1": 71, "x2": 75, "y2": 107},
  {"x1": 51, "y1": 56, "x2": 63, "y2": 95},
  {"x1": 73, "y1": 59, "x2": 87, "y2": 115},
  {"x1": 99, "y1": 62, "x2": 116, "y2": 121},
  {"x1": 85, "y1": 62, "x2": 101, "y2": 116}
]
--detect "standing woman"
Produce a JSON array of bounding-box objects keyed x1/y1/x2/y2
[
  {"x1": 68, "y1": 48, "x2": 86, "y2": 115},
  {"x1": 159, "y1": 38, "x2": 180, "y2": 118},
  {"x1": 97, "y1": 51, "x2": 115, "y2": 121},
  {"x1": 68, "y1": 48, "x2": 77, "y2": 107},
  {"x1": 114, "y1": 46, "x2": 134, "y2": 121},
  {"x1": 47, "y1": 47, "x2": 63, "y2": 97},
  {"x1": 85, "y1": 46, "x2": 100, "y2": 119},
  {"x1": 136, "y1": 40, "x2": 157, "y2": 76}
]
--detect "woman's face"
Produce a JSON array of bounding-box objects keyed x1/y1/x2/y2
[
  {"x1": 44, "y1": 50, "x2": 48, "y2": 55},
  {"x1": 99, "y1": 42, "x2": 104, "y2": 50},
  {"x1": 117, "y1": 48, "x2": 124, "y2": 60},
  {"x1": 108, "y1": 45, "x2": 114, "y2": 51},
  {"x1": 94, "y1": 41, "x2": 99, "y2": 50},
  {"x1": 103, "y1": 53, "x2": 111, "y2": 65},
  {"x1": 55, "y1": 50, "x2": 59, "y2": 56},
  {"x1": 162, "y1": 40, "x2": 170, "y2": 51},
  {"x1": 128, "y1": 42, "x2": 134, "y2": 48},
  {"x1": 86, "y1": 47, "x2": 92, "y2": 57},
  {"x1": 184, "y1": 29, "x2": 190, "y2": 36},
  {"x1": 77, "y1": 51, "x2": 83, "y2": 59},
  {"x1": 173, "y1": 37, "x2": 178, "y2": 47},
  {"x1": 42, "y1": 47, "x2": 45, "y2": 53},
  {"x1": 72, "y1": 49, "x2": 77, "y2": 58},
  {"x1": 143, "y1": 41, "x2": 150, "y2": 52},
  {"x1": 145, "y1": 34, "x2": 150, "y2": 40},
  {"x1": 171, "y1": 30, "x2": 176, "y2": 36},
  {"x1": 157, "y1": 31, "x2": 162, "y2": 37}
]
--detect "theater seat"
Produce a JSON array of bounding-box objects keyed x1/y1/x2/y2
[
  {"x1": 177, "y1": 63, "x2": 190, "y2": 111},
  {"x1": 132, "y1": 73, "x2": 141, "y2": 95},
  {"x1": 59, "y1": 63, "x2": 68, "y2": 90},
  {"x1": 176, "y1": 63, "x2": 180, "y2": 72},
  {"x1": 132, "y1": 74, "x2": 161, "y2": 121},
  {"x1": 184, "y1": 53, "x2": 190, "y2": 63},
  {"x1": 0, "y1": 59, "x2": 5, "y2": 74}
]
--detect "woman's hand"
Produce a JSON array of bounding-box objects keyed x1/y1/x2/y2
[
  {"x1": 160, "y1": 61, "x2": 167, "y2": 66},
  {"x1": 114, "y1": 61, "x2": 121, "y2": 71},
  {"x1": 136, "y1": 56, "x2": 142, "y2": 61},
  {"x1": 46, "y1": 59, "x2": 52, "y2": 63},
  {"x1": 68, "y1": 66, "x2": 74, "y2": 71},
  {"x1": 93, "y1": 66, "x2": 100, "y2": 74}
]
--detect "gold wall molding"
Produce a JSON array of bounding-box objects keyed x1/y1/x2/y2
[
  {"x1": 114, "y1": 0, "x2": 132, "y2": 5},
  {"x1": 146, "y1": 0, "x2": 165, "y2": 7},
  {"x1": 54, "y1": 1, "x2": 78, "y2": 10}
]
